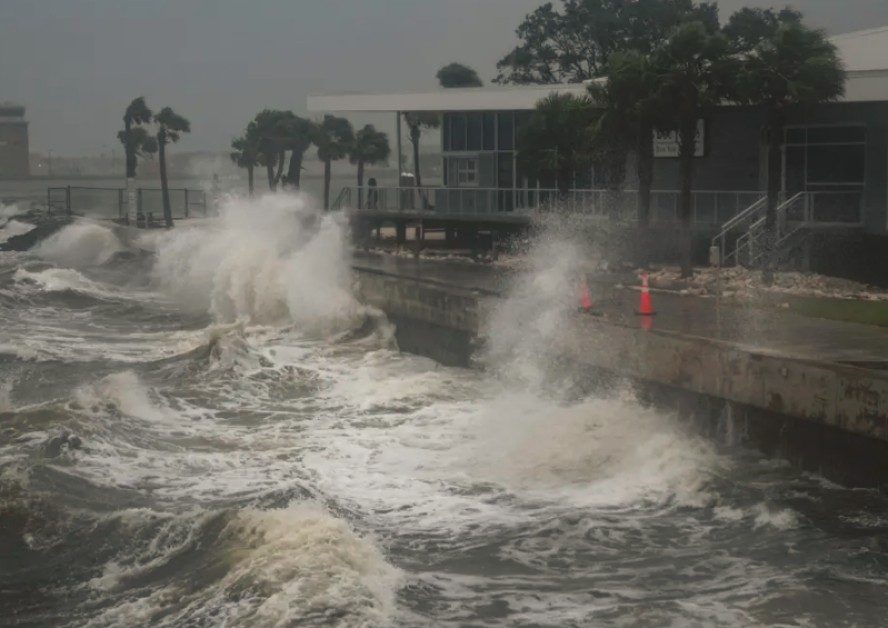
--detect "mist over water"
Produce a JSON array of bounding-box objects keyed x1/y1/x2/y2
[{"x1": 1, "y1": 193, "x2": 888, "y2": 627}]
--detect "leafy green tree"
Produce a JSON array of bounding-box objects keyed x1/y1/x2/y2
[
  {"x1": 348, "y1": 125, "x2": 391, "y2": 208},
  {"x1": 154, "y1": 107, "x2": 191, "y2": 228},
  {"x1": 588, "y1": 51, "x2": 665, "y2": 263},
  {"x1": 650, "y1": 22, "x2": 736, "y2": 278},
  {"x1": 312, "y1": 115, "x2": 355, "y2": 209},
  {"x1": 251, "y1": 109, "x2": 292, "y2": 191},
  {"x1": 517, "y1": 92, "x2": 596, "y2": 198},
  {"x1": 494, "y1": 0, "x2": 719, "y2": 85},
  {"x1": 436, "y1": 63, "x2": 484, "y2": 87},
  {"x1": 734, "y1": 21, "x2": 844, "y2": 283},
  {"x1": 119, "y1": 97, "x2": 156, "y2": 225},
  {"x1": 230, "y1": 129, "x2": 261, "y2": 197},
  {"x1": 723, "y1": 6, "x2": 803, "y2": 53},
  {"x1": 403, "y1": 112, "x2": 440, "y2": 189},
  {"x1": 281, "y1": 114, "x2": 314, "y2": 189},
  {"x1": 122, "y1": 97, "x2": 154, "y2": 179}
]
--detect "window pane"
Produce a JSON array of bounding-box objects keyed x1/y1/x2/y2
[
  {"x1": 479, "y1": 154, "x2": 496, "y2": 187},
  {"x1": 498, "y1": 112, "x2": 514, "y2": 150},
  {"x1": 442, "y1": 114, "x2": 451, "y2": 152},
  {"x1": 497, "y1": 152, "x2": 514, "y2": 188},
  {"x1": 807, "y1": 145, "x2": 866, "y2": 183},
  {"x1": 458, "y1": 158, "x2": 466, "y2": 170},
  {"x1": 785, "y1": 146, "x2": 806, "y2": 194},
  {"x1": 467, "y1": 113, "x2": 482, "y2": 151},
  {"x1": 451, "y1": 114, "x2": 466, "y2": 151},
  {"x1": 467, "y1": 159, "x2": 476, "y2": 170},
  {"x1": 459, "y1": 172, "x2": 467, "y2": 184},
  {"x1": 785, "y1": 128, "x2": 806, "y2": 144},
  {"x1": 808, "y1": 126, "x2": 866, "y2": 144},
  {"x1": 514, "y1": 111, "x2": 532, "y2": 149},
  {"x1": 483, "y1": 113, "x2": 496, "y2": 151}
]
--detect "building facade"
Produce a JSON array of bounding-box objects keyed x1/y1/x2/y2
[
  {"x1": 0, "y1": 103, "x2": 30, "y2": 178},
  {"x1": 308, "y1": 26, "x2": 888, "y2": 236}
]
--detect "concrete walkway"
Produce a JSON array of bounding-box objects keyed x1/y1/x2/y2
[{"x1": 352, "y1": 252, "x2": 888, "y2": 364}]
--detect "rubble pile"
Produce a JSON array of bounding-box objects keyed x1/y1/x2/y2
[{"x1": 646, "y1": 267, "x2": 888, "y2": 301}]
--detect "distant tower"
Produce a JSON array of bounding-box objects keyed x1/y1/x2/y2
[{"x1": 0, "y1": 103, "x2": 30, "y2": 178}]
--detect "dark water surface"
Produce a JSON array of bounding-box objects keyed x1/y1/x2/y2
[{"x1": 1, "y1": 196, "x2": 888, "y2": 628}]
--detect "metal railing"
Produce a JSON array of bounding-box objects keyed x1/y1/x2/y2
[
  {"x1": 726, "y1": 190, "x2": 864, "y2": 268},
  {"x1": 47, "y1": 186, "x2": 208, "y2": 221},
  {"x1": 333, "y1": 185, "x2": 766, "y2": 225}
]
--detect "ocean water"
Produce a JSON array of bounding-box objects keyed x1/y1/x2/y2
[{"x1": 1, "y1": 194, "x2": 888, "y2": 628}]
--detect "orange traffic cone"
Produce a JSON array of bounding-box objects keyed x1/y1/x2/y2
[
  {"x1": 578, "y1": 281, "x2": 592, "y2": 311},
  {"x1": 636, "y1": 273, "x2": 656, "y2": 329}
]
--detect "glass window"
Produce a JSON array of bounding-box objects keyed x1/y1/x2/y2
[
  {"x1": 483, "y1": 113, "x2": 496, "y2": 151},
  {"x1": 450, "y1": 113, "x2": 466, "y2": 151},
  {"x1": 807, "y1": 145, "x2": 866, "y2": 184},
  {"x1": 498, "y1": 112, "x2": 514, "y2": 151},
  {"x1": 807, "y1": 126, "x2": 866, "y2": 145},
  {"x1": 457, "y1": 158, "x2": 478, "y2": 186},
  {"x1": 467, "y1": 113, "x2": 483, "y2": 151},
  {"x1": 514, "y1": 111, "x2": 532, "y2": 149},
  {"x1": 442, "y1": 114, "x2": 451, "y2": 152},
  {"x1": 497, "y1": 152, "x2": 514, "y2": 188},
  {"x1": 785, "y1": 128, "x2": 806, "y2": 144}
]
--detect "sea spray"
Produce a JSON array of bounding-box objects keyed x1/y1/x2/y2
[{"x1": 152, "y1": 192, "x2": 362, "y2": 330}]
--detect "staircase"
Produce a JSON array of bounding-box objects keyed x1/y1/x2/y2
[
  {"x1": 712, "y1": 192, "x2": 812, "y2": 270},
  {"x1": 329, "y1": 187, "x2": 352, "y2": 212}
]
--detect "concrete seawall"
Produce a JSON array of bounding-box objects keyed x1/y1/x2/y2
[{"x1": 354, "y1": 264, "x2": 888, "y2": 489}]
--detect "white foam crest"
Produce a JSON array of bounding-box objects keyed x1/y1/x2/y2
[
  {"x1": 152, "y1": 192, "x2": 362, "y2": 330},
  {"x1": 13, "y1": 267, "x2": 116, "y2": 298},
  {"x1": 74, "y1": 371, "x2": 171, "y2": 426},
  {"x1": 85, "y1": 504, "x2": 400, "y2": 628},
  {"x1": 32, "y1": 222, "x2": 124, "y2": 268},
  {"x1": 0, "y1": 202, "x2": 22, "y2": 225},
  {"x1": 0, "y1": 219, "x2": 35, "y2": 243}
]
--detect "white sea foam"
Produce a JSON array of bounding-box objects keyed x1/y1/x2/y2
[
  {"x1": 0, "y1": 219, "x2": 35, "y2": 243},
  {"x1": 32, "y1": 222, "x2": 124, "y2": 268},
  {"x1": 85, "y1": 504, "x2": 400, "y2": 628},
  {"x1": 13, "y1": 267, "x2": 116, "y2": 298}
]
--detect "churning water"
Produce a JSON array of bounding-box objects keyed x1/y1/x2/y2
[{"x1": 2, "y1": 193, "x2": 888, "y2": 628}]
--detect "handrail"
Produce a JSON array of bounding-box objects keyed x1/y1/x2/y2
[{"x1": 719, "y1": 196, "x2": 767, "y2": 234}]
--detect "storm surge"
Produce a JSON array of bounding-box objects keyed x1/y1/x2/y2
[{"x1": 1, "y1": 192, "x2": 888, "y2": 627}]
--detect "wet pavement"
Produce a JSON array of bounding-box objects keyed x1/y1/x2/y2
[{"x1": 352, "y1": 252, "x2": 888, "y2": 363}]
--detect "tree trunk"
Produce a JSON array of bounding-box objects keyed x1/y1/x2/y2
[
  {"x1": 678, "y1": 114, "x2": 696, "y2": 279},
  {"x1": 266, "y1": 158, "x2": 276, "y2": 191},
  {"x1": 286, "y1": 151, "x2": 303, "y2": 189},
  {"x1": 159, "y1": 135, "x2": 173, "y2": 228},
  {"x1": 323, "y1": 157, "x2": 332, "y2": 210},
  {"x1": 248, "y1": 165, "x2": 254, "y2": 197},
  {"x1": 557, "y1": 166, "x2": 571, "y2": 203},
  {"x1": 636, "y1": 125, "x2": 654, "y2": 269},
  {"x1": 274, "y1": 150, "x2": 285, "y2": 187},
  {"x1": 125, "y1": 119, "x2": 136, "y2": 225},
  {"x1": 763, "y1": 109, "x2": 785, "y2": 286},
  {"x1": 411, "y1": 131, "x2": 422, "y2": 188},
  {"x1": 357, "y1": 158, "x2": 364, "y2": 209}
]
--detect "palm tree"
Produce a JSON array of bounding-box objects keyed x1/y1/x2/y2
[
  {"x1": 589, "y1": 52, "x2": 665, "y2": 266},
  {"x1": 251, "y1": 109, "x2": 291, "y2": 191},
  {"x1": 154, "y1": 107, "x2": 191, "y2": 228},
  {"x1": 312, "y1": 115, "x2": 355, "y2": 209},
  {"x1": 736, "y1": 23, "x2": 844, "y2": 284},
  {"x1": 437, "y1": 63, "x2": 484, "y2": 88},
  {"x1": 517, "y1": 93, "x2": 596, "y2": 199},
  {"x1": 121, "y1": 97, "x2": 154, "y2": 225},
  {"x1": 230, "y1": 131, "x2": 260, "y2": 197},
  {"x1": 281, "y1": 114, "x2": 313, "y2": 189},
  {"x1": 348, "y1": 125, "x2": 391, "y2": 208},
  {"x1": 651, "y1": 23, "x2": 736, "y2": 278},
  {"x1": 402, "y1": 112, "x2": 440, "y2": 189}
]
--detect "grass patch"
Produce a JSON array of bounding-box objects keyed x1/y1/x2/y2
[{"x1": 785, "y1": 297, "x2": 888, "y2": 327}]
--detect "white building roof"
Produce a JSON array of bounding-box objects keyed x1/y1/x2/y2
[{"x1": 307, "y1": 26, "x2": 888, "y2": 113}]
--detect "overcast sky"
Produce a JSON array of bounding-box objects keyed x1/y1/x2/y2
[{"x1": 2, "y1": 0, "x2": 887, "y2": 157}]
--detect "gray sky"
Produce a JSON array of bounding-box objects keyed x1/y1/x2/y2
[{"x1": 3, "y1": 0, "x2": 887, "y2": 157}]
